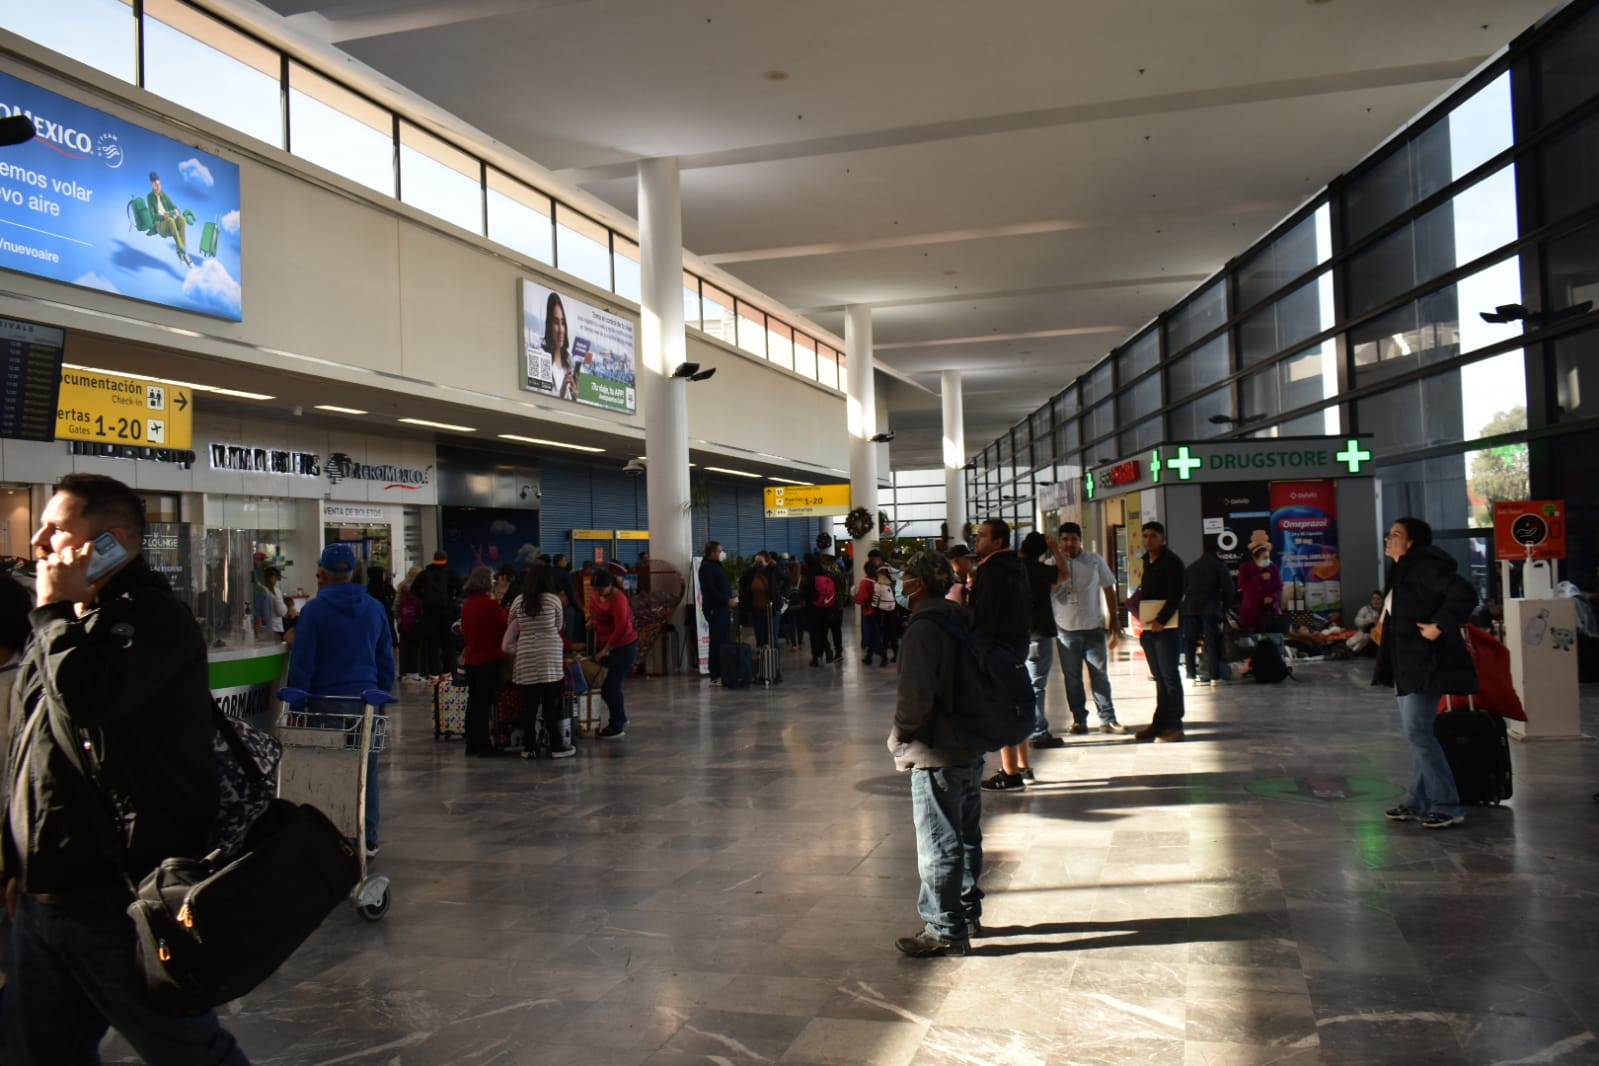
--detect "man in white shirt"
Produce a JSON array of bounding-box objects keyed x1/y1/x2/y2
[{"x1": 1048, "y1": 523, "x2": 1126, "y2": 734}]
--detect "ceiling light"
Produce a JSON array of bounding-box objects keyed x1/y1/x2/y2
[
  {"x1": 764, "y1": 70, "x2": 789, "y2": 81},
  {"x1": 398, "y1": 417, "x2": 476, "y2": 432},
  {"x1": 704, "y1": 466, "x2": 761, "y2": 479},
  {"x1": 498, "y1": 434, "x2": 604, "y2": 453},
  {"x1": 768, "y1": 476, "x2": 814, "y2": 486},
  {"x1": 313, "y1": 404, "x2": 369, "y2": 415},
  {"x1": 62, "y1": 364, "x2": 274, "y2": 401}
]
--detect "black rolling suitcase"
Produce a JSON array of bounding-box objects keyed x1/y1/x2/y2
[
  {"x1": 755, "y1": 607, "x2": 782, "y2": 686},
  {"x1": 721, "y1": 643, "x2": 754, "y2": 688},
  {"x1": 1434, "y1": 704, "x2": 1513, "y2": 805}
]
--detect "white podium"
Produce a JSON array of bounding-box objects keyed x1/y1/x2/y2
[{"x1": 1503, "y1": 597, "x2": 1585, "y2": 740}]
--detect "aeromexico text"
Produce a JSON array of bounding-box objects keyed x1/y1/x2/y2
[{"x1": 208, "y1": 445, "x2": 431, "y2": 486}]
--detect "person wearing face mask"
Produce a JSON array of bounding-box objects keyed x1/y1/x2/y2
[
  {"x1": 1238, "y1": 542, "x2": 1284, "y2": 637},
  {"x1": 698, "y1": 541, "x2": 735, "y2": 686},
  {"x1": 887, "y1": 551, "x2": 983, "y2": 958}
]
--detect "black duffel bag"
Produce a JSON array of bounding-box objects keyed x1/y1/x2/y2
[{"x1": 128, "y1": 798, "x2": 359, "y2": 1014}]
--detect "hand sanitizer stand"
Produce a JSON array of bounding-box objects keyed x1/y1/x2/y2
[{"x1": 1501, "y1": 559, "x2": 1586, "y2": 740}]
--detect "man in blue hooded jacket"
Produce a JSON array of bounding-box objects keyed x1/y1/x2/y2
[{"x1": 288, "y1": 543, "x2": 395, "y2": 855}]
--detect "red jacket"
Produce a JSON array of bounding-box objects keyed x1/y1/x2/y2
[
  {"x1": 589, "y1": 589, "x2": 638, "y2": 650},
  {"x1": 460, "y1": 593, "x2": 508, "y2": 665}
]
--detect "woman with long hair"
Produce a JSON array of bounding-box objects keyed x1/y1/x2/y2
[
  {"x1": 505, "y1": 565, "x2": 573, "y2": 758},
  {"x1": 459, "y1": 566, "x2": 508, "y2": 756},
  {"x1": 544, "y1": 292, "x2": 579, "y2": 401},
  {"x1": 1373, "y1": 517, "x2": 1478, "y2": 830}
]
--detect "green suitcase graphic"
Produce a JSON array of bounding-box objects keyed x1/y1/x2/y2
[
  {"x1": 127, "y1": 195, "x2": 155, "y2": 233},
  {"x1": 199, "y1": 220, "x2": 219, "y2": 258}
]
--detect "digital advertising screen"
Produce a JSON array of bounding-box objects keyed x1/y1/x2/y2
[
  {"x1": 0, "y1": 70, "x2": 243, "y2": 321},
  {"x1": 519, "y1": 278, "x2": 636, "y2": 414}
]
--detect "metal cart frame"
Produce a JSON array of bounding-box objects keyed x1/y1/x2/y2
[{"x1": 276, "y1": 687, "x2": 394, "y2": 921}]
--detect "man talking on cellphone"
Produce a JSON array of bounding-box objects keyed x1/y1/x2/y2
[{"x1": 1, "y1": 474, "x2": 248, "y2": 1064}]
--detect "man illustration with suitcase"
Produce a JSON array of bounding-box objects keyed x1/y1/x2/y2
[{"x1": 147, "y1": 171, "x2": 194, "y2": 269}]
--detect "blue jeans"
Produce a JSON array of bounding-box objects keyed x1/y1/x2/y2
[
  {"x1": 705, "y1": 609, "x2": 730, "y2": 679},
  {"x1": 751, "y1": 609, "x2": 773, "y2": 648},
  {"x1": 1182, "y1": 613, "x2": 1230, "y2": 682},
  {"x1": 909, "y1": 759, "x2": 984, "y2": 942},
  {"x1": 4, "y1": 894, "x2": 250, "y2": 1065},
  {"x1": 1397, "y1": 689, "x2": 1461, "y2": 818},
  {"x1": 862, "y1": 613, "x2": 884, "y2": 659},
  {"x1": 1058, "y1": 629, "x2": 1117, "y2": 725},
  {"x1": 599, "y1": 640, "x2": 638, "y2": 728},
  {"x1": 1026, "y1": 635, "x2": 1055, "y2": 737},
  {"x1": 1140, "y1": 628, "x2": 1185, "y2": 730}
]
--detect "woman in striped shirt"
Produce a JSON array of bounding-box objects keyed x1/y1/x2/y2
[{"x1": 505, "y1": 564, "x2": 574, "y2": 759}]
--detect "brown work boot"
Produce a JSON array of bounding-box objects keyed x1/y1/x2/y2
[{"x1": 1133, "y1": 723, "x2": 1160, "y2": 741}]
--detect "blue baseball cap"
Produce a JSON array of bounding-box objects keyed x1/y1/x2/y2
[{"x1": 318, "y1": 543, "x2": 358, "y2": 574}]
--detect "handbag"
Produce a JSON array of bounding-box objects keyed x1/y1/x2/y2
[{"x1": 579, "y1": 656, "x2": 609, "y2": 690}]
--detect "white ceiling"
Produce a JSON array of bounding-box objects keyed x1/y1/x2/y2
[{"x1": 246, "y1": 0, "x2": 1554, "y2": 467}]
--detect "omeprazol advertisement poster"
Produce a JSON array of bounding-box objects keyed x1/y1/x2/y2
[
  {"x1": 520, "y1": 278, "x2": 636, "y2": 414},
  {"x1": 1270, "y1": 480, "x2": 1341, "y2": 616},
  {"x1": 0, "y1": 71, "x2": 243, "y2": 321}
]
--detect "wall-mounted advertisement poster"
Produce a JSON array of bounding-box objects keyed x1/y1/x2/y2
[
  {"x1": 0, "y1": 71, "x2": 243, "y2": 321},
  {"x1": 1201, "y1": 481, "x2": 1272, "y2": 581},
  {"x1": 519, "y1": 278, "x2": 636, "y2": 414},
  {"x1": 1270, "y1": 480, "x2": 1341, "y2": 616}
]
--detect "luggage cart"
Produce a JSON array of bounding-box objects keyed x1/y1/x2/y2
[{"x1": 276, "y1": 687, "x2": 394, "y2": 921}]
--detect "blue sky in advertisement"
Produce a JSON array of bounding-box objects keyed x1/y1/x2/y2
[{"x1": 0, "y1": 70, "x2": 243, "y2": 321}]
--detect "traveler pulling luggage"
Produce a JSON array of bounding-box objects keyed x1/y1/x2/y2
[
  {"x1": 755, "y1": 605, "x2": 783, "y2": 686},
  {"x1": 1433, "y1": 699, "x2": 1513, "y2": 805}
]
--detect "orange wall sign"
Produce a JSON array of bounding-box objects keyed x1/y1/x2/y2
[{"x1": 1493, "y1": 500, "x2": 1566, "y2": 560}]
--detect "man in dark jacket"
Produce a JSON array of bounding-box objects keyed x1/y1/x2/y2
[
  {"x1": 888, "y1": 550, "x2": 983, "y2": 958},
  {"x1": 1018, "y1": 531, "x2": 1067, "y2": 746},
  {"x1": 699, "y1": 541, "x2": 735, "y2": 684},
  {"x1": 411, "y1": 550, "x2": 462, "y2": 678},
  {"x1": 2, "y1": 474, "x2": 248, "y2": 1064},
  {"x1": 1182, "y1": 544, "x2": 1236, "y2": 686},
  {"x1": 1134, "y1": 521, "x2": 1187, "y2": 742},
  {"x1": 970, "y1": 518, "x2": 1034, "y2": 790}
]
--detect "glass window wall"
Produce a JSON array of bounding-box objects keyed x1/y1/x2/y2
[
  {"x1": 767, "y1": 320, "x2": 793, "y2": 371},
  {"x1": 1238, "y1": 205, "x2": 1331, "y2": 310},
  {"x1": 736, "y1": 302, "x2": 767, "y2": 358},
  {"x1": 289, "y1": 63, "x2": 394, "y2": 196},
  {"x1": 554, "y1": 205, "x2": 611, "y2": 291},
  {"x1": 3, "y1": 0, "x2": 135, "y2": 83},
  {"x1": 399, "y1": 122, "x2": 482, "y2": 234},
  {"x1": 1169, "y1": 388, "x2": 1233, "y2": 442},
  {"x1": 682, "y1": 272, "x2": 701, "y2": 331},
  {"x1": 1117, "y1": 372, "x2": 1160, "y2": 424},
  {"x1": 1117, "y1": 329, "x2": 1160, "y2": 383},
  {"x1": 1167, "y1": 335, "x2": 1230, "y2": 402},
  {"x1": 1166, "y1": 280, "x2": 1227, "y2": 353},
  {"x1": 793, "y1": 332, "x2": 817, "y2": 380},
  {"x1": 144, "y1": 0, "x2": 281, "y2": 146},
  {"x1": 1243, "y1": 346, "x2": 1339, "y2": 434},
  {"x1": 612, "y1": 236, "x2": 641, "y2": 302},
  {"x1": 702, "y1": 284, "x2": 735, "y2": 344},
  {"x1": 486, "y1": 169, "x2": 553, "y2": 264}
]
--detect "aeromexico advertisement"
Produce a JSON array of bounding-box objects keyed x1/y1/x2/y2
[
  {"x1": 0, "y1": 71, "x2": 243, "y2": 321},
  {"x1": 1270, "y1": 480, "x2": 1341, "y2": 615},
  {"x1": 519, "y1": 278, "x2": 636, "y2": 414}
]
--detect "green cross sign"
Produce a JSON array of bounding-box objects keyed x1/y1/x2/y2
[
  {"x1": 1150, "y1": 449, "x2": 1162, "y2": 482},
  {"x1": 1169, "y1": 445, "x2": 1202, "y2": 480},
  {"x1": 1336, "y1": 439, "x2": 1373, "y2": 473},
  {"x1": 1084, "y1": 470, "x2": 1096, "y2": 499}
]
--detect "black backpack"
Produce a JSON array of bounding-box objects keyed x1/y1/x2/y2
[
  {"x1": 1249, "y1": 638, "x2": 1293, "y2": 684},
  {"x1": 907, "y1": 610, "x2": 1035, "y2": 751}
]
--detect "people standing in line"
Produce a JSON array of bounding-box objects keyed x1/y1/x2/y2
[
  {"x1": 798, "y1": 557, "x2": 839, "y2": 666},
  {"x1": 740, "y1": 551, "x2": 777, "y2": 650},
  {"x1": 1347, "y1": 590, "x2": 1384, "y2": 655},
  {"x1": 699, "y1": 541, "x2": 735, "y2": 685},
  {"x1": 765, "y1": 548, "x2": 794, "y2": 650},
  {"x1": 887, "y1": 550, "x2": 984, "y2": 958},
  {"x1": 819, "y1": 550, "x2": 846, "y2": 664},
  {"x1": 1133, "y1": 522, "x2": 1187, "y2": 742},
  {"x1": 366, "y1": 564, "x2": 400, "y2": 665},
  {"x1": 411, "y1": 550, "x2": 463, "y2": 678},
  {"x1": 945, "y1": 545, "x2": 974, "y2": 605},
  {"x1": 856, "y1": 562, "x2": 889, "y2": 666},
  {"x1": 551, "y1": 554, "x2": 583, "y2": 644},
  {"x1": 875, "y1": 566, "x2": 903, "y2": 664},
  {"x1": 288, "y1": 542, "x2": 397, "y2": 855},
  {"x1": 859, "y1": 548, "x2": 886, "y2": 651},
  {"x1": 505, "y1": 565, "x2": 575, "y2": 760},
  {"x1": 396, "y1": 565, "x2": 424, "y2": 681},
  {"x1": 588, "y1": 569, "x2": 638, "y2": 738},
  {"x1": 970, "y1": 519, "x2": 1035, "y2": 792},
  {"x1": 1182, "y1": 543, "x2": 1235, "y2": 686},
  {"x1": 493, "y1": 563, "x2": 519, "y2": 610},
  {"x1": 1238, "y1": 541, "x2": 1284, "y2": 638},
  {"x1": 1047, "y1": 524, "x2": 1126, "y2": 735},
  {"x1": 459, "y1": 566, "x2": 509, "y2": 757},
  {"x1": 1018, "y1": 531, "x2": 1067, "y2": 747},
  {"x1": 254, "y1": 566, "x2": 288, "y2": 642},
  {"x1": 2, "y1": 474, "x2": 250, "y2": 1064},
  {"x1": 1375, "y1": 517, "x2": 1478, "y2": 830}
]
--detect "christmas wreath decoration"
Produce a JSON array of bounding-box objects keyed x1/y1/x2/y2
[{"x1": 844, "y1": 507, "x2": 874, "y2": 539}]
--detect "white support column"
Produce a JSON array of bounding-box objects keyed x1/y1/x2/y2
[
  {"x1": 941, "y1": 369, "x2": 967, "y2": 543},
  {"x1": 845, "y1": 305, "x2": 878, "y2": 548},
  {"x1": 638, "y1": 157, "x2": 692, "y2": 598}
]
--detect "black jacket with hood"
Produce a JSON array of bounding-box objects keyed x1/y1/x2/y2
[
  {"x1": 1372, "y1": 544, "x2": 1479, "y2": 697},
  {"x1": 969, "y1": 549, "x2": 1031, "y2": 654},
  {"x1": 888, "y1": 596, "x2": 982, "y2": 770},
  {"x1": 3, "y1": 558, "x2": 218, "y2": 896}
]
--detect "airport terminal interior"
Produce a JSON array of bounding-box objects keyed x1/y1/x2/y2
[{"x1": 0, "y1": 0, "x2": 1597, "y2": 1063}]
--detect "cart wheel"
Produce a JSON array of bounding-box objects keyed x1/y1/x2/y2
[{"x1": 358, "y1": 887, "x2": 390, "y2": 922}]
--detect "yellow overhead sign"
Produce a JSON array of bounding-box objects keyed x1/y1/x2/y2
[
  {"x1": 571, "y1": 529, "x2": 612, "y2": 540},
  {"x1": 763, "y1": 483, "x2": 851, "y2": 518},
  {"x1": 616, "y1": 530, "x2": 649, "y2": 541},
  {"x1": 55, "y1": 368, "x2": 192, "y2": 449}
]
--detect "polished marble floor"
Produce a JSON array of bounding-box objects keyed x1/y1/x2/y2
[{"x1": 119, "y1": 634, "x2": 1599, "y2": 1065}]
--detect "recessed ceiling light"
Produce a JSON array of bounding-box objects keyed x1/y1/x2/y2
[
  {"x1": 498, "y1": 434, "x2": 603, "y2": 453},
  {"x1": 314, "y1": 404, "x2": 368, "y2": 415},
  {"x1": 398, "y1": 417, "x2": 476, "y2": 432},
  {"x1": 768, "y1": 476, "x2": 813, "y2": 485},
  {"x1": 704, "y1": 466, "x2": 762, "y2": 479},
  {"x1": 764, "y1": 70, "x2": 789, "y2": 80}
]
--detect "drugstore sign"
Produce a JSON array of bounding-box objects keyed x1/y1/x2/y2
[{"x1": 1087, "y1": 438, "x2": 1375, "y2": 494}]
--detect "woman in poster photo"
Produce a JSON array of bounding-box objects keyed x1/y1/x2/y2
[{"x1": 544, "y1": 292, "x2": 580, "y2": 401}]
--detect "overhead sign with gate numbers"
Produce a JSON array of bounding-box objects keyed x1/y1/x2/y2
[
  {"x1": 55, "y1": 367, "x2": 192, "y2": 449},
  {"x1": 763, "y1": 483, "x2": 851, "y2": 518}
]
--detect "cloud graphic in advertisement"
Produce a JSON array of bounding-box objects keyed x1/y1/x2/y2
[
  {"x1": 220, "y1": 209, "x2": 240, "y2": 236},
  {"x1": 178, "y1": 158, "x2": 214, "y2": 188},
  {"x1": 74, "y1": 272, "x2": 121, "y2": 294},
  {"x1": 489, "y1": 520, "x2": 517, "y2": 536},
  {"x1": 181, "y1": 257, "x2": 241, "y2": 318}
]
